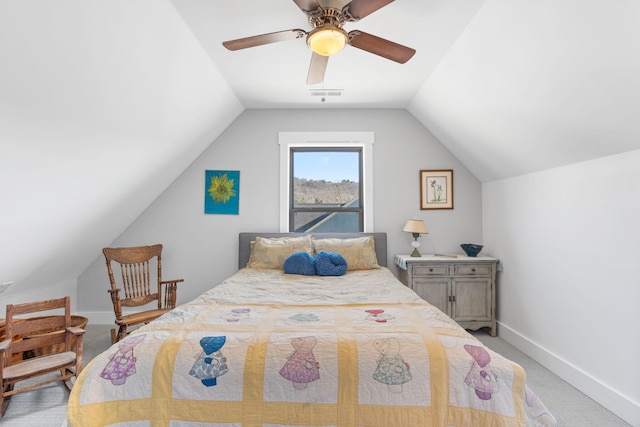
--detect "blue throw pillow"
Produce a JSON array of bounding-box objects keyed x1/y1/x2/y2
[
  {"x1": 315, "y1": 250, "x2": 347, "y2": 276},
  {"x1": 283, "y1": 252, "x2": 316, "y2": 276}
]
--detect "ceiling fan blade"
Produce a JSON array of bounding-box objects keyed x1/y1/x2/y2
[
  {"x1": 307, "y1": 53, "x2": 328, "y2": 85},
  {"x1": 348, "y1": 30, "x2": 415, "y2": 63},
  {"x1": 223, "y1": 29, "x2": 306, "y2": 51},
  {"x1": 292, "y1": 0, "x2": 321, "y2": 15},
  {"x1": 342, "y1": 0, "x2": 394, "y2": 22}
]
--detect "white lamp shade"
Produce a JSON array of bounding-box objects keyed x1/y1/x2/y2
[{"x1": 402, "y1": 219, "x2": 429, "y2": 234}]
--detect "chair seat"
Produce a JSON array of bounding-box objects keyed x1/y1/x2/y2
[
  {"x1": 117, "y1": 308, "x2": 171, "y2": 327},
  {"x1": 3, "y1": 351, "x2": 76, "y2": 381}
]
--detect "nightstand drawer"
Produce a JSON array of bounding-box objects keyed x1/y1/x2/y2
[
  {"x1": 453, "y1": 264, "x2": 493, "y2": 276},
  {"x1": 411, "y1": 264, "x2": 450, "y2": 276}
]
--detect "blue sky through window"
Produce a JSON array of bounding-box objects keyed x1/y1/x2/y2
[{"x1": 293, "y1": 151, "x2": 359, "y2": 183}]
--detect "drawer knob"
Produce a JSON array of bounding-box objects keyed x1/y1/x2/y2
[
  {"x1": 429, "y1": 268, "x2": 433, "y2": 272},
  {"x1": 471, "y1": 268, "x2": 476, "y2": 272}
]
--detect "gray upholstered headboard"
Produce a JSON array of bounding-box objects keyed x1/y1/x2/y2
[{"x1": 238, "y1": 232, "x2": 388, "y2": 270}]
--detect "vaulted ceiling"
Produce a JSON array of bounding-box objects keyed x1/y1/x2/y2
[
  {"x1": 173, "y1": 0, "x2": 640, "y2": 181},
  {"x1": 1, "y1": 0, "x2": 639, "y2": 300},
  {"x1": 173, "y1": 0, "x2": 484, "y2": 108}
]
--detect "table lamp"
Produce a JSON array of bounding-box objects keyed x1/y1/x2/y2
[{"x1": 403, "y1": 219, "x2": 429, "y2": 257}]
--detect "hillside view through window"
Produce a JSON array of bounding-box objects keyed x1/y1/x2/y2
[{"x1": 290, "y1": 149, "x2": 363, "y2": 232}]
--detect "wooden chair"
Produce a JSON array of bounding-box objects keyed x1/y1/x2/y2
[
  {"x1": 0, "y1": 296, "x2": 84, "y2": 417},
  {"x1": 103, "y1": 244, "x2": 184, "y2": 344}
]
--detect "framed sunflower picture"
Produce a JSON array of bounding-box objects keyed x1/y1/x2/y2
[
  {"x1": 205, "y1": 170, "x2": 239, "y2": 214},
  {"x1": 420, "y1": 169, "x2": 453, "y2": 210}
]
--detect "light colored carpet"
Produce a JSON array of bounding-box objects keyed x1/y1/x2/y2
[{"x1": 0, "y1": 325, "x2": 631, "y2": 426}]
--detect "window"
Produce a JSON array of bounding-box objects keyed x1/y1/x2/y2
[
  {"x1": 290, "y1": 148, "x2": 362, "y2": 232},
  {"x1": 279, "y1": 132, "x2": 374, "y2": 232}
]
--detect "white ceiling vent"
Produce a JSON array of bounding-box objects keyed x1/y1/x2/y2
[{"x1": 309, "y1": 89, "x2": 343, "y2": 102}]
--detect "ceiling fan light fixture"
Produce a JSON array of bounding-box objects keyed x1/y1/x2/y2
[{"x1": 307, "y1": 26, "x2": 348, "y2": 56}]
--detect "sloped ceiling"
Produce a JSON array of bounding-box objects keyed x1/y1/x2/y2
[
  {"x1": 1, "y1": 0, "x2": 639, "y2": 298},
  {"x1": 0, "y1": 0, "x2": 243, "y2": 298},
  {"x1": 409, "y1": 0, "x2": 640, "y2": 182}
]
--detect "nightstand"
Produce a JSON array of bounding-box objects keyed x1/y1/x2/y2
[{"x1": 395, "y1": 254, "x2": 499, "y2": 336}]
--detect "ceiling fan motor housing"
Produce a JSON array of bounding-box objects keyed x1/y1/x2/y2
[{"x1": 307, "y1": 7, "x2": 344, "y2": 27}]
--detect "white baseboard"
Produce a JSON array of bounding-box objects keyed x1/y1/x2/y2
[{"x1": 498, "y1": 322, "x2": 639, "y2": 426}]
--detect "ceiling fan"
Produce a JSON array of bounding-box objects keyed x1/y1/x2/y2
[{"x1": 222, "y1": 0, "x2": 416, "y2": 85}]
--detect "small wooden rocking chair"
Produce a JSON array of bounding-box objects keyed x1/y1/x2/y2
[{"x1": 0, "y1": 296, "x2": 84, "y2": 417}]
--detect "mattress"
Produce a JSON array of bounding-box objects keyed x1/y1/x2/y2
[{"x1": 67, "y1": 267, "x2": 556, "y2": 426}]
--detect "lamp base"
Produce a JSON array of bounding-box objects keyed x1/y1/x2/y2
[
  {"x1": 410, "y1": 233, "x2": 422, "y2": 257},
  {"x1": 410, "y1": 234, "x2": 422, "y2": 257}
]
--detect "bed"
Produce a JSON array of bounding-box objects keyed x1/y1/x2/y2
[{"x1": 67, "y1": 232, "x2": 556, "y2": 426}]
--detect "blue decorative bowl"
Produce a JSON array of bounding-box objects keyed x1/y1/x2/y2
[{"x1": 461, "y1": 244, "x2": 483, "y2": 257}]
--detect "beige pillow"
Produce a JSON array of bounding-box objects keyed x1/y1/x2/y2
[
  {"x1": 247, "y1": 235, "x2": 314, "y2": 269},
  {"x1": 312, "y1": 236, "x2": 380, "y2": 270}
]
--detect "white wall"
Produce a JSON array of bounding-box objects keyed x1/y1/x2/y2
[
  {"x1": 483, "y1": 149, "x2": 640, "y2": 425},
  {"x1": 77, "y1": 109, "x2": 483, "y2": 320}
]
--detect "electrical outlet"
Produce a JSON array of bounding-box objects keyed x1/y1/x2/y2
[{"x1": 0, "y1": 281, "x2": 14, "y2": 295}]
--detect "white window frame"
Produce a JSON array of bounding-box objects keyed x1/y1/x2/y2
[{"x1": 279, "y1": 131, "x2": 374, "y2": 232}]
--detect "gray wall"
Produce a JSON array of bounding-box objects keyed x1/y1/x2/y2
[{"x1": 78, "y1": 109, "x2": 483, "y2": 317}]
